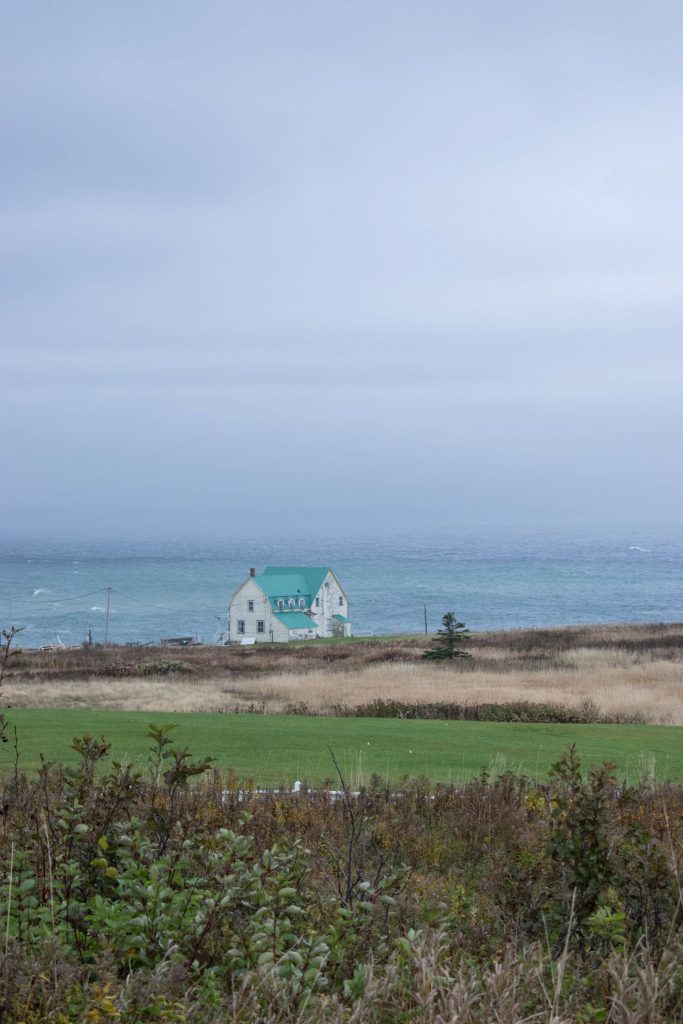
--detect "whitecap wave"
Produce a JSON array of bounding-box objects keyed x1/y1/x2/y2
[
  {"x1": 33, "y1": 588, "x2": 50, "y2": 596},
  {"x1": 91, "y1": 606, "x2": 105, "y2": 612},
  {"x1": 628, "y1": 546, "x2": 651, "y2": 553}
]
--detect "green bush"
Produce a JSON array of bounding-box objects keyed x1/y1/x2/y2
[{"x1": 0, "y1": 734, "x2": 681, "y2": 1022}]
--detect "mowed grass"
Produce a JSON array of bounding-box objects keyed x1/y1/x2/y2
[{"x1": 1, "y1": 709, "x2": 682, "y2": 787}]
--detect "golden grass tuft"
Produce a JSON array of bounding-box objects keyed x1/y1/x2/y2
[{"x1": 5, "y1": 636, "x2": 683, "y2": 723}]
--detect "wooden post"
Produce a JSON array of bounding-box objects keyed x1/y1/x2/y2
[
  {"x1": 104, "y1": 587, "x2": 111, "y2": 645},
  {"x1": 424, "y1": 604, "x2": 428, "y2": 634}
]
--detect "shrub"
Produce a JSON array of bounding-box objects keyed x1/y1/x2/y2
[
  {"x1": 140, "y1": 659, "x2": 196, "y2": 676},
  {"x1": 0, "y1": 733, "x2": 681, "y2": 1022},
  {"x1": 327, "y1": 698, "x2": 643, "y2": 724}
]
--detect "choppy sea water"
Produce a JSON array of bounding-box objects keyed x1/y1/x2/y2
[{"x1": 0, "y1": 524, "x2": 681, "y2": 648}]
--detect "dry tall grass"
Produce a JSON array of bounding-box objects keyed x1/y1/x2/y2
[{"x1": 5, "y1": 636, "x2": 683, "y2": 723}]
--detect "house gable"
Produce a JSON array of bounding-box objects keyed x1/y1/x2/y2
[{"x1": 323, "y1": 569, "x2": 349, "y2": 604}]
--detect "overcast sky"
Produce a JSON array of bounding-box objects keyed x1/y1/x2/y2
[{"x1": 2, "y1": 1, "x2": 682, "y2": 535}]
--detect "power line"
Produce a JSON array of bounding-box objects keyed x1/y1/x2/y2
[
  {"x1": 111, "y1": 588, "x2": 179, "y2": 612},
  {"x1": 0, "y1": 587, "x2": 111, "y2": 607},
  {"x1": 0, "y1": 587, "x2": 191, "y2": 613},
  {"x1": 1, "y1": 585, "x2": 217, "y2": 616},
  {"x1": 44, "y1": 588, "x2": 111, "y2": 603}
]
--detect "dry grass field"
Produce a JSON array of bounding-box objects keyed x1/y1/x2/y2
[{"x1": 4, "y1": 622, "x2": 683, "y2": 723}]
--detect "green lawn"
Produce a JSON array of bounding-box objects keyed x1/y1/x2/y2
[{"x1": 1, "y1": 709, "x2": 681, "y2": 786}]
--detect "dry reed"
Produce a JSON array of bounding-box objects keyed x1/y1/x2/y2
[{"x1": 5, "y1": 641, "x2": 682, "y2": 723}]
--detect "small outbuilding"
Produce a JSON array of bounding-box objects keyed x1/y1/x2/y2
[{"x1": 227, "y1": 566, "x2": 351, "y2": 643}]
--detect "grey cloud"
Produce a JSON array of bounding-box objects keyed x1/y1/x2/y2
[{"x1": 2, "y1": 0, "x2": 682, "y2": 532}]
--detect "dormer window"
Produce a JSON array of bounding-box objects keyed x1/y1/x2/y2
[
  {"x1": 288, "y1": 598, "x2": 295, "y2": 608},
  {"x1": 277, "y1": 599, "x2": 284, "y2": 609},
  {"x1": 299, "y1": 598, "x2": 305, "y2": 608}
]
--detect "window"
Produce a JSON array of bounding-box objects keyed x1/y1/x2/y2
[
  {"x1": 315, "y1": 597, "x2": 320, "y2": 608},
  {"x1": 248, "y1": 600, "x2": 254, "y2": 612},
  {"x1": 299, "y1": 598, "x2": 305, "y2": 608},
  {"x1": 288, "y1": 598, "x2": 295, "y2": 608},
  {"x1": 257, "y1": 620, "x2": 265, "y2": 633},
  {"x1": 237, "y1": 620, "x2": 245, "y2": 634},
  {"x1": 277, "y1": 599, "x2": 284, "y2": 609},
  {"x1": 339, "y1": 597, "x2": 344, "y2": 607}
]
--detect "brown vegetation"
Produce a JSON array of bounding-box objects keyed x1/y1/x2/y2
[
  {"x1": 5, "y1": 622, "x2": 683, "y2": 722},
  {"x1": 0, "y1": 734, "x2": 681, "y2": 1022}
]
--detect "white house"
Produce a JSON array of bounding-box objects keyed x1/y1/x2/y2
[{"x1": 227, "y1": 566, "x2": 352, "y2": 643}]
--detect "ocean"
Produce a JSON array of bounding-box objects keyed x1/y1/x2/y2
[{"x1": 1, "y1": 524, "x2": 681, "y2": 648}]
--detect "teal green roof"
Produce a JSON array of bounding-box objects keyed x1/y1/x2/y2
[
  {"x1": 254, "y1": 573, "x2": 309, "y2": 599},
  {"x1": 332, "y1": 614, "x2": 350, "y2": 623},
  {"x1": 275, "y1": 612, "x2": 317, "y2": 630},
  {"x1": 248, "y1": 566, "x2": 346, "y2": 614},
  {"x1": 252, "y1": 566, "x2": 335, "y2": 612},
  {"x1": 262, "y1": 566, "x2": 330, "y2": 600}
]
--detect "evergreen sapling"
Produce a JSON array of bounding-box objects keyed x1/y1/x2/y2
[{"x1": 423, "y1": 612, "x2": 471, "y2": 660}]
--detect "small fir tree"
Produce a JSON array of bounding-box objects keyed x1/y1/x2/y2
[{"x1": 423, "y1": 612, "x2": 471, "y2": 660}]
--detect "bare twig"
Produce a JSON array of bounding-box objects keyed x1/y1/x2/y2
[
  {"x1": 329, "y1": 748, "x2": 368, "y2": 908},
  {"x1": 5, "y1": 841, "x2": 14, "y2": 957},
  {"x1": 0, "y1": 626, "x2": 24, "y2": 689}
]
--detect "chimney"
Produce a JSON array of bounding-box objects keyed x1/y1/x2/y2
[{"x1": 249, "y1": 567, "x2": 256, "y2": 577}]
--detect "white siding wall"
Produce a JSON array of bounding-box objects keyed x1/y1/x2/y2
[
  {"x1": 289, "y1": 628, "x2": 316, "y2": 641},
  {"x1": 228, "y1": 578, "x2": 275, "y2": 643},
  {"x1": 271, "y1": 617, "x2": 290, "y2": 643},
  {"x1": 310, "y1": 571, "x2": 350, "y2": 638}
]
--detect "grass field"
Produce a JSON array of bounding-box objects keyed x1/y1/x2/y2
[
  {"x1": 1, "y1": 708, "x2": 682, "y2": 786},
  {"x1": 7, "y1": 622, "x2": 683, "y2": 723}
]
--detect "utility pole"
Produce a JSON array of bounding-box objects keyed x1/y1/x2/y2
[
  {"x1": 423, "y1": 604, "x2": 428, "y2": 635},
  {"x1": 104, "y1": 587, "x2": 111, "y2": 645}
]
